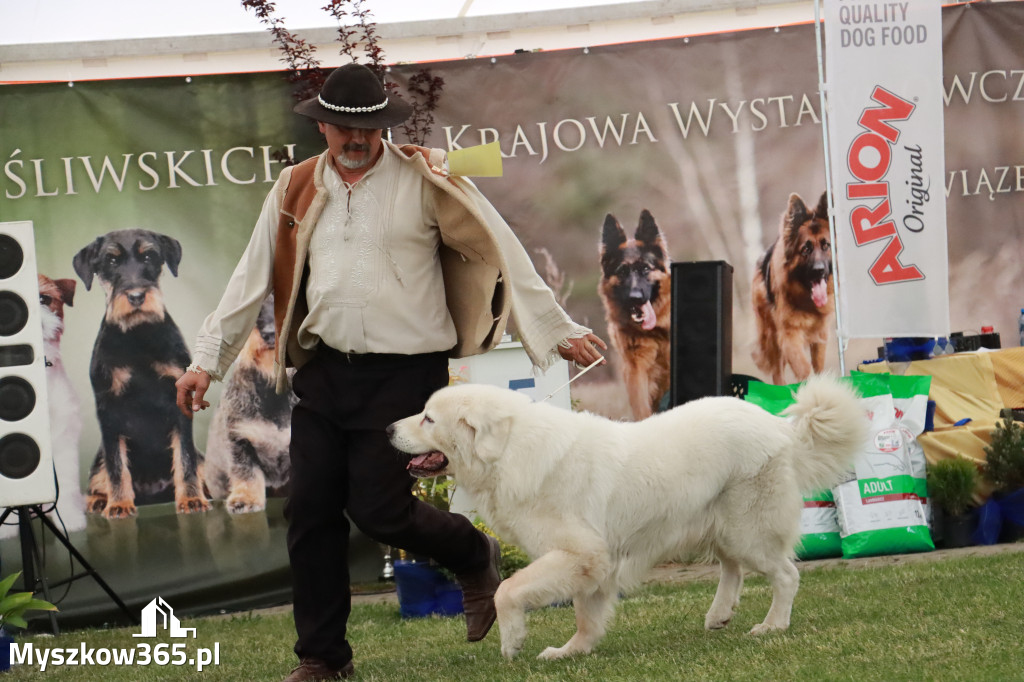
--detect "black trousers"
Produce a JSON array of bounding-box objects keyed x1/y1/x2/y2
[{"x1": 286, "y1": 345, "x2": 491, "y2": 667}]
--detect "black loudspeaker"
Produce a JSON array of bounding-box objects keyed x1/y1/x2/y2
[
  {"x1": 670, "y1": 261, "x2": 733, "y2": 407},
  {"x1": 0, "y1": 222, "x2": 55, "y2": 507}
]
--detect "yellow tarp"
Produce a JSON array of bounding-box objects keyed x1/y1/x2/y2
[{"x1": 990, "y1": 347, "x2": 1024, "y2": 409}]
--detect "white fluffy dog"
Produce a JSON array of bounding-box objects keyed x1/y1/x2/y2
[{"x1": 388, "y1": 377, "x2": 866, "y2": 660}]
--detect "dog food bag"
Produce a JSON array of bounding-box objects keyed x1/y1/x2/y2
[
  {"x1": 889, "y1": 374, "x2": 934, "y2": 526},
  {"x1": 853, "y1": 371, "x2": 933, "y2": 523},
  {"x1": 746, "y1": 381, "x2": 843, "y2": 560},
  {"x1": 794, "y1": 489, "x2": 843, "y2": 560},
  {"x1": 744, "y1": 380, "x2": 795, "y2": 415},
  {"x1": 835, "y1": 373, "x2": 934, "y2": 559}
]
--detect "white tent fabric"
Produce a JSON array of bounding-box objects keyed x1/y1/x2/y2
[
  {"x1": 0, "y1": 0, "x2": 814, "y2": 82},
  {"x1": 0, "y1": 0, "x2": 729, "y2": 45}
]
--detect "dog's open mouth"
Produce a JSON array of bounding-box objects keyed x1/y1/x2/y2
[
  {"x1": 630, "y1": 301, "x2": 657, "y2": 331},
  {"x1": 811, "y1": 277, "x2": 829, "y2": 308},
  {"x1": 406, "y1": 451, "x2": 449, "y2": 478}
]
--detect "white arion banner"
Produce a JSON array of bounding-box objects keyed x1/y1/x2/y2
[{"x1": 824, "y1": 0, "x2": 949, "y2": 338}]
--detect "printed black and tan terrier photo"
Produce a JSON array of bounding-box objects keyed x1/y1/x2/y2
[{"x1": 73, "y1": 228, "x2": 209, "y2": 519}]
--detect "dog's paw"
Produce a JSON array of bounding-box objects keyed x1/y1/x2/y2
[
  {"x1": 500, "y1": 642, "x2": 522, "y2": 660},
  {"x1": 226, "y1": 494, "x2": 265, "y2": 514},
  {"x1": 176, "y1": 496, "x2": 212, "y2": 514},
  {"x1": 85, "y1": 494, "x2": 108, "y2": 514},
  {"x1": 499, "y1": 628, "x2": 527, "y2": 660},
  {"x1": 705, "y1": 613, "x2": 733, "y2": 630},
  {"x1": 749, "y1": 622, "x2": 787, "y2": 636},
  {"x1": 497, "y1": 608, "x2": 526, "y2": 660},
  {"x1": 103, "y1": 502, "x2": 137, "y2": 519},
  {"x1": 537, "y1": 645, "x2": 582, "y2": 660},
  {"x1": 704, "y1": 614, "x2": 729, "y2": 630}
]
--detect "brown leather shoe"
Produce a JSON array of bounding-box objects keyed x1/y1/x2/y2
[
  {"x1": 282, "y1": 658, "x2": 354, "y2": 681},
  {"x1": 457, "y1": 534, "x2": 502, "y2": 642}
]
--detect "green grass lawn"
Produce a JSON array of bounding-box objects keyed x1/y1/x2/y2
[{"x1": 5, "y1": 551, "x2": 1023, "y2": 681}]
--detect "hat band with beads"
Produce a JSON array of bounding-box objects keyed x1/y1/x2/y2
[{"x1": 317, "y1": 95, "x2": 389, "y2": 114}]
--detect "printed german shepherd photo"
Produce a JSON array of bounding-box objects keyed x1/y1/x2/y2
[
  {"x1": 751, "y1": 192, "x2": 835, "y2": 385},
  {"x1": 598, "y1": 210, "x2": 671, "y2": 421}
]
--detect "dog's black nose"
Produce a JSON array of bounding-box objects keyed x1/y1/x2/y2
[
  {"x1": 385, "y1": 423, "x2": 395, "y2": 438},
  {"x1": 126, "y1": 291, "x2": 146, "y2": 307}
]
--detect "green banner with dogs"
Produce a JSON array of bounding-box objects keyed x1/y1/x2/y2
[
  {"x1": 0, "y1": 3, "x2": 1022, "y2": 622},
  {"x1": 0, "y1": 73, "x2": 328, "y2": 623}
]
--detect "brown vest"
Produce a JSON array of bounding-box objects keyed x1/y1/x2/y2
[{"x1": 273, "y1": 155, "x2": 317, "y2": 374}]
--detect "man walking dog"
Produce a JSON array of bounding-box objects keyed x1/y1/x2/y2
[{"x1": 175, "y1": 63, "x2": 605, "y2": 681}]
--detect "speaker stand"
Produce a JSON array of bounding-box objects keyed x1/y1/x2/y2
[{"x1": 0, "y1": 506, "x2": 137, "y2": 634}]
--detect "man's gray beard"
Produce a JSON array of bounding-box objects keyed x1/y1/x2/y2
[{"x1": 337, "y1": 149, "x2": 371, "y2": 170}]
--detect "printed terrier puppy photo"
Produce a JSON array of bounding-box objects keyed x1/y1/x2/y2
[{"x1": 205, "y1": 295, "x2": 296, "y2": 514}]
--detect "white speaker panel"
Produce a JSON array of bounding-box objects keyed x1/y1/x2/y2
[{"x1": 0, "y1": 221, "x2": 56, "y2": 507}]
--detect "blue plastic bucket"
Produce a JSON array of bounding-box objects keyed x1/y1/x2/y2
[{"x1": 393, "y1": 560, "x2": 464, "y2": 618}]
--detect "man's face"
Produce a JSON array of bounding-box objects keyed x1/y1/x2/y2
[{"x1": 318, "y1": 122, "x2": 384, "y2": 171}]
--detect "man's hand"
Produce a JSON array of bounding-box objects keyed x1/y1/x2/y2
[
  {"x1": 557, "y1": 333, "x2": 608, "y2": 368},
  {"x1": 175, "y1": 369, "x2": 212, "y2": 418}
]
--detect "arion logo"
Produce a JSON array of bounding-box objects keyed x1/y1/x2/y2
[
  {"x1": 844, "y1": 85, "x2": 924, "y2": 285},
  {"x1": 133, "y1": 597, "x2": 196, "y2": 638}
]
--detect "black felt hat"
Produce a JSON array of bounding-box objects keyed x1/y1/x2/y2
[{"x1": 293, "y1": 63, "x2": 412, "y2": 129}]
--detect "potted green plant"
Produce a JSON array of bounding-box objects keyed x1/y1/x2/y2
[
  {"x1": 0, "y1": 572, "x2": 57, "y2": 671},
  {"x1": 982, "y1": 415, "x2": 1024, "y2": 542},
  {"x1": 927, "y1": 457, "x2": 978, "y2": 548}
]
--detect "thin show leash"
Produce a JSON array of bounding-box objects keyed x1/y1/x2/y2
[{"x1": 541, "y1": 356, "x2": 604, "y2": 403}]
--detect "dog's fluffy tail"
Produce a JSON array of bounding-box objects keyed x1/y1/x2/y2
[{"x1": 785, "y1": 375, "x2": 867, "y2": 493}]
